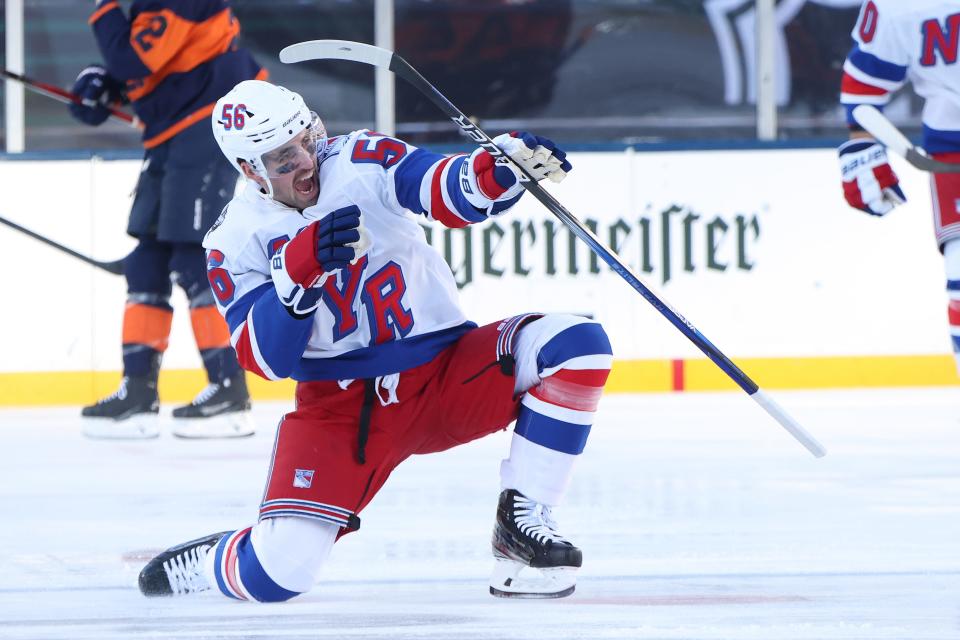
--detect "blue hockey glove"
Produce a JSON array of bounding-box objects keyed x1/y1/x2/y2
[
  {"x1": 68, "y1": 65, "x2": 126, "y2": 126},
  {"x1": 270, "y1": 205, "x2": 366, "y2": 317}
]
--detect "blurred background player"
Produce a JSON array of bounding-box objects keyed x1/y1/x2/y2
[
  {"x1": 70, "y1": 0, "x2": 267, "y2": 439},
  {"x1": 136, "y1": 80, "x2": 611, "y2": 600},
  {"x1": 838, "y1": 0, "x2": 960, "y2": 372}
]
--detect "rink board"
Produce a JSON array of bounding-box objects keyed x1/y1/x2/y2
[{"x1": 0, "y1": 147, "x2": 953, "y2": 405}]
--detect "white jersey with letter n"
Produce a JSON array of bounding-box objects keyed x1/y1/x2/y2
[{"x1": 841, "y1": 0, "x2": 960, "y2": 153}]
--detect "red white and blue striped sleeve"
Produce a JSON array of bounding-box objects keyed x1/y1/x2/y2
[
  {"x1": 356, "y1": 132, "x2": 523, "y2": 228},
  {"x1": 840, "y1": 1, "x2": 908, "y2": 126},
  {"x1": 211, "y1": 262, "x2": 313, "y2": 382}
]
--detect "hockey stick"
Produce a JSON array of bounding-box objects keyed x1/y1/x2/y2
[
  {"x1": 0, "y1": 215, "x2": 125, "y2": 275},
  {"x1": 852, "y1": 104, "x2": 960, "y2": 173},
  {"x1": 2, "y1": 69, "x2": 140, "y2": 128},
  {"x1": 280, "y1": 40, "x2": 826, "y2": 458}
]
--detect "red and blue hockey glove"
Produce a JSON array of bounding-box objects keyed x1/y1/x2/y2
[
  {"x1": 467, "y1": 131, "x2": 573, "y2": 202},
  {"x1": 838, "y1": 138, "x2": 906, "y2": 216},
  {"x1": 68, "y1": 65, "x2": 126, "y2": 127},
  {"x1": 270, "y1": 205, "x2": 365, "y2": 317}
]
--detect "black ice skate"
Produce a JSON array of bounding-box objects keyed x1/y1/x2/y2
[
  {"x1": 171, "y1": 373, "x2": 254, "y2": 439},
  {"x1": 490, "y1": 489, "x2": 582, "y2": 599},
  {"x1": 81, "y1": 376, "x2": 159, "y2": 439},
  {"x1": 139, "y1": 531, "x2": 229, "y2": 597}
]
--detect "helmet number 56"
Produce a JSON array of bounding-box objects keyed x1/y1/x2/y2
[{"x1": 220, "y1": 104, "x2": 247, "y2": 131}]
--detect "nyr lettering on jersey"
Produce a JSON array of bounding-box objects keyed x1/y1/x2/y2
[
  {"x1": 267, "y1": 234, "x2": 290, "y2": 256},
  {"x1": 361, "y1": 261, "x2": 415, "y2": 345},
  {"x1": 857, "y1": 1, "x2": 878, "y2": 43},
  {"x1": 351, "y1": 136, "x2": 408, "y2": 168},
  {"x1": 206, "y1": 249, "x2": 236, "y2": 305},
  {"x1": 920, "y1": 13, "x2": 960, "y2": 66},
  {"x1": 321, "y1": 256, "x2": 369, "y2": 342}
]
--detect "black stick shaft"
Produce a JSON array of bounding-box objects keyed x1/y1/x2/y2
[
  {"x1": 0, "y1": 215, "x2": 125, "y2": 275},
  {"x1": 387, "y1": 54, "x2": 759, "y2": 394}
]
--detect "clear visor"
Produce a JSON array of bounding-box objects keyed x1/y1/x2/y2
[{"x1": 261, "y1": 112, "x2": 326, "y2": 179}]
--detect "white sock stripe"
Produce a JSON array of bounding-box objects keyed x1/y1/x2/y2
[
  {"x1": 231, "y1": 529, "x2": 257, "y2": 601},
  {"x1": 218, "y1": 529, "x2": 251, "y2": 600},
  {"x1": 540, "y1": 354, "x2": 613, "y2": 378},
  {"x1": 232, "y1": 561, "x2": 255, "y2": 601},
  {"x1": 521, "y1": 392, "x2": 596, "y2": 425}
]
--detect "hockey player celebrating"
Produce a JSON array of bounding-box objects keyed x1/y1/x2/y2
[
  {"x1": 838, "y1": 0, "x2": 960, "y2": 371},
  {"x1": 137, "y1": 80, "x2": 612, "y2": 600}
]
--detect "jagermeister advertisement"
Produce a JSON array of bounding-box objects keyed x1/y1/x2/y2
[
  {"x1": 425, "y1": 150, "x2": 946, "y2": 360},
  {"x1": 424, "y1": 206, "x2": 760, "y2": 289},
  {"x1": 0, "y1": 149, "x2": 948, "y2": 372}
]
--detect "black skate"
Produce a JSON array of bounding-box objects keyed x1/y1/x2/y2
[
  {"x1": 139, "y1": 531, "x2": 230, "y2": 597},
  {"x1": 490, "y1": 489, "x2": 582, "y2": 599},
  {"x1": 81, "y1": 376, "x2": 159, "y2": 439},
  {"x1": 171, "y1": 373, "x2": 254, "y2": 439}
]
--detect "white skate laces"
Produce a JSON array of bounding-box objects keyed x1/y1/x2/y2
[
  {"x1": 96, "y1": 377, "x2": 130, "y2": 404},
  {"x1": 162, "y1": 544, "x2": 213, "y2": 595},
  {"x1": 511, "y1": 494, "x2": 568, "y2": 546},
  {"x1": 189, "y1": 383, "x2": 221, "y2": 406},
  {"x1": 489, "y1": 490, "x2": 581, "y2": 599}
]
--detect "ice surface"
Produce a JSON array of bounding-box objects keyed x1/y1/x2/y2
[{"x1": 0, "y1": 389, "x2": 958, "y2": 639}]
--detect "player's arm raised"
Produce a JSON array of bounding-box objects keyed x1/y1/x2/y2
[{"x1": 355, "y1": 131, "x2": 571, "y2": 228}]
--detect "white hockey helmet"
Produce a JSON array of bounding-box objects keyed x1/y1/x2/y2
[{"x1": 211, "y1": 80, "x2": 326, "y2": 194}]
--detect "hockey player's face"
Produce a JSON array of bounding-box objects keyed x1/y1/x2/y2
[{"x1": 263, "y1": 129, "x2": 319, "y2": 210}]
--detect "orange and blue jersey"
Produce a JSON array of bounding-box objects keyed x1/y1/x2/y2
[{"x1": 89, "y1": 0, "x2": 267, "y2": 148}]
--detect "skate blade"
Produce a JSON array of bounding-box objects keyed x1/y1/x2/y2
[
  {"x1": 82, "y1": 414, "x2": 160, "y2": 440},
  {"x1": 489, "y1": 559, "x2": 577, "y2": 599},
  {"x1": 172, "y1": 411, "x2": 255, "y2": 439}
]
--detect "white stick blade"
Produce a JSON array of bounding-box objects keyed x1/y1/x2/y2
[
  {"x1": 851, "y1": 104, "x2": 914, "y2": 159},
  {"x1": 751, "y1": 390, "x2": 827, "y2": 458},
  {"x1": 280, "y1": 40, "x2": 393, "y2": 69}
]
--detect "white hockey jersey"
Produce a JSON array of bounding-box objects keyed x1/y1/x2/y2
[
  {"x1": 202, "y1": 130, "x2": 523, "y2": 381},
  {"x1": 841, "y1": 0, "x2": 960, "y2": 153}
]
